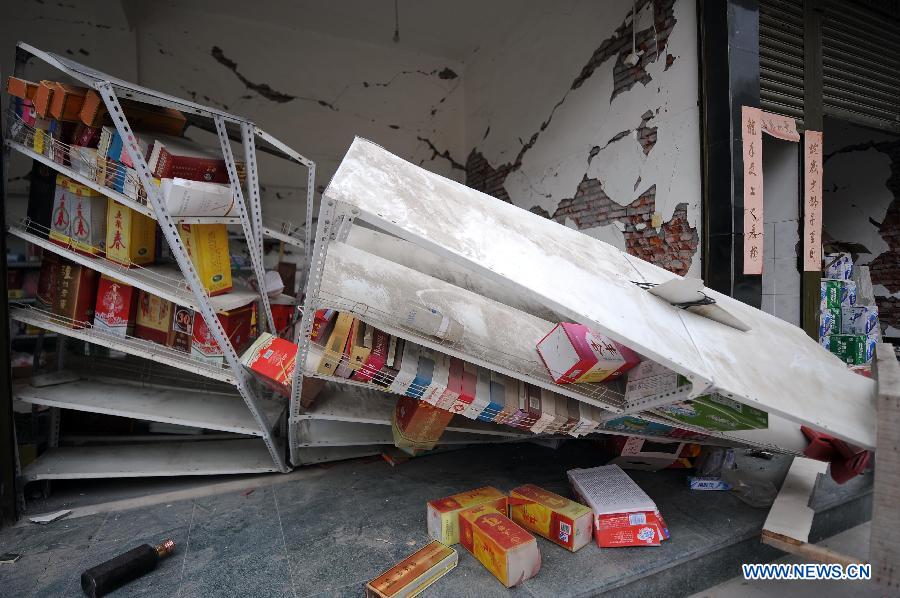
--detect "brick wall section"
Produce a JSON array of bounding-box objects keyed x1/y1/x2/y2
[
  {"x1": 531, "y1": 177, "x2": 697, "y2": 276},
  {"x1": 465, "y1": 0, "x2": 693, "y2": 275},
  {"x1": 865, "y1": 141, "x2": 900, "y2": 333}
]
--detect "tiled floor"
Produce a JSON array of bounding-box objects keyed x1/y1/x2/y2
[{"x1": 0, "y1": 444, "x2": 875, "y2": 597}]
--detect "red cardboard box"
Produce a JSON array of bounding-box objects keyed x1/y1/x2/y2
[
  {"x1": 93, "y1": 275, "x2": 138, "y2": 337},
  {"x1": 240, "y1": 332, "x2": 298, "y2": 398},
  {"x1": 36, "y1": 253, "x2": 62, "y2": 311},
  {"x1": 133, "y1": 290, "x2": 190, "y2": 349},
  {"x1": 190, "y1": 304, "x2": 254, "y2": 364},
  {"x1": 536, "y1": 322, "x2": 640, "y2": 384},
  {"x1": 391, "y1": 395, "x2": 454, "y2": 455},
  {"x1": 594, "y1": 511, "x2": 668, "y2": 547}
]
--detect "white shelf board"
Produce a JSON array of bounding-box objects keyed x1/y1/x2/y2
[
  {"x1": 262, "y1": 224, "x2": 304, "y2": 250},
  {"x1": 5, "y1": 140, "x2": 240, "y2": 225},
  {"x1": 298, "y1": 382, "x2": 529, "y2": 438},
  {"x1": 10, "y1": 305, "x2": 236, "y2": 384},
  {"x1": 295, "y1": 418, "x2": 526, "y2": 447},
  {"x1": 9, "y1": 223, "x2": 259, "y2": 313},
  {"x1": 15, "y1": 379, "x2": 283, "y2": 435},
  {"x1": 20, "y1": 439, "x2": 278, "y2": 480}
]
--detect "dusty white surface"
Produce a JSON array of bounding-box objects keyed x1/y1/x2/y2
[{"x1": 763, "y1": 457, "x2": 829, "y2": 543}]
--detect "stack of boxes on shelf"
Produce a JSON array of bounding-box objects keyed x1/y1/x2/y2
[
  {"x1": 4, "y1": 75, "x2": 266, "y2": 364},
  {"x1": 818, "y1": 253, "x2": 880, "y2": 376}
]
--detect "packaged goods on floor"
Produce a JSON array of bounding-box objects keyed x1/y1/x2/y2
[{"x1": 364, "y1": 541, "x2": 457, "y2": 598}]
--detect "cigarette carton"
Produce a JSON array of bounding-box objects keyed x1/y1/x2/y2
[
  {"x1": 444, "y1": 358, "x2": 471, "y2": 416},
  {"x1": 352, "y1": 327, "x2": 390, "y2": 382},
  {"x1": 389, "y1": 340, "x2": 420, "y2": 395},
  {"x1": 177, "y1": 223, "x2": 232, "y2": 295},
  {"x1": 458, "y1": 504, "x2": 541, "y2": 587},
  {"x1": 568, "y1": 465, "x2": 668, "y2": 548},
  {"x1": 841, "y1": 305, "x2": 878, "y2": 335},
  {"x1": 93, "y1": 275, "x2": 138, "y2": 336},
  {"x1": 823, "y1": 253, "x2": 853, "y2": 280},
  {"x1": 624, "y1": 360, "x2": 685, "y2": 402},
  {"x1": 191, "y1": 304, "x2": 254, "y2": 364},
  {"x1": 240, "y1": 332, "x2": 298, "y2": 398},
  {"x1": 406, "y1": 345, "x2": 436, "y2": 400},
  {"x1": 160, "y1": 178, "x2": 235, "y2": 217},
  {"x1": 821, "y1": 279, "x2": 856, "y2": 310},
  {"x1": 317, "y1": 311, "x2": 354, "y2": 376},
  {"x1": 509, "y1": 484, "x2": 593, "y2": 552},
  {"x1": 688, "y1": 477, "x2": 732, "y2": 491},
  {"x1": 526, "y1": 387, "x2": 556, "y2": 434},
  {"x1": 392, "y1": 395, "x2": 453, "y2": 455},
  {"x1": 426, "y1": 486, "x2": 508, "y2": 546},
  {"x1": 823, "y1": 334, "x2": 876, "y2": 365},
  {"x1": 455, "y1": 362, "x2": 482, "y2": 419},
  {"x1": 365, "y1": 541, "x2": 457, "y2": 598},
  {"x1": 53, "y1": 260, "x2": 99, "y2": 327},
  {"x1": 656, "y1": 394, "x2": 768, "y2": 431},
  {"x1": 50, "y1": 175, "x2": 106, "y2": 255},
  {"x1": 105, "y1": 200, "x2": 156, "y2": 266},
  {"x1": 333, "y1": 318, "x2": 359, "y2": 378},
  {"x1": 536, "y1": 322, "x2": 640, "y2": 384}
]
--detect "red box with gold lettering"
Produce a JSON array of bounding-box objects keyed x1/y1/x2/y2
[{"x1": 458, "y1": 503, "x2": 541, "y2": 588}]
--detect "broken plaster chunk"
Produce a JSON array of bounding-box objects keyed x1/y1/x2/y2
[{"x1": 650, "y1": 212, "x2": 663, "y2": 228}]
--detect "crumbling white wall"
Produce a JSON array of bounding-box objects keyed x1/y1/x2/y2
[{"x1": 462, "y1": 0, "x2": 702, "y2": 277}]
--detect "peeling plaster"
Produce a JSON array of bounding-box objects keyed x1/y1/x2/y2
[{"x1": 464, "y1": 0, "x2": 700, "y2": 276}]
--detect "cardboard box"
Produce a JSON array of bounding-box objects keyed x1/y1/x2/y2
[
  {"x1": 317, "y1": 311, "x2": 354, "y2": 376},
  {"x1": 426, "y1": 486, "x2": 508, "y2": 546},
  {"x1": 36, "y1": 253, "x2": 62, "y2": 311},
  {"x1": 161, "y1": 178, "x2": 235, "y2": 217},
  {"x1": 190, "y1": 305, "x2": 253, "y2": 364},
  {"x1": 657, "y1": 394, "x2": 768, "y2": 431},
  {"x1": 270, "y1": 295, "x2": 298, "y2": 339},
  {"x1": 594, "y1": 510, "x2": 668, "y2": 547},
  {"x1": 48, "y1": 82, "x2": 89, "y2": 122},
  {"x1": 33, "y1": 81, "x2": 54, "y2": 118},
  {"x1": 93, "y1": 275, "x2": 138, "y2": 336},
  {"x1": 819, "y1": 308, "x2": 839, "y2": 339},
  {"x1": 105, "y1": 200, "x2": 156, "y2": 266},
  {"x1": 823, "y1": 253, "x2": 853, "y2": 280},
  {"x1": 567, "y1": 465, "x2": 668, "y2": 548},
  {"x1": 389, "y1": 340, "x2": 420, "y2": 395},
  {"x1": 53, "y1": 260, "x2": 99, "y2": 327},
  {"x1": 821, "y1": 279, "x2": 856, "y2": 310},
  {"x1": 134, "y1": 291, "x2": 189, "y2": 348},
  {"x1": 841, "y1": 305, "x2": 878, "y2": 335},
  {"x1": 536, "y1": 322, "x2": 640, "y2": 384},
  {"x1": 49, "y1": 176, "x2": 106, "y2": 255},
  {"x1": 509, "y1": 484, "x2": 593, "y2": 552},
  {"x1": 6, "y1": 76, "x2": 39, "y2": 100},
  {"x1": 458, "y1": 504, "x2": 541, "y2": 587},
  {"x1": 365, "y1": 541, "x2": 457, "y2": 598},
  {"x1": 624, "y1": 360, "x2": 685, "y2": 402},
  {"x1": 392, "y1": 395, "x2": 454, "y2": 455},
  {"x1": 178, "y1": 223, "x2": 232, "y2": 295},
  {"x1": 823, "y1": 334, "x2": 876, "y2": 365},
  {"x1": 240, "y1": 332, "x2": 298, "y2": 398},
  {"x1": 608, "y1": 437, "x2": 685, "y2": 471}
]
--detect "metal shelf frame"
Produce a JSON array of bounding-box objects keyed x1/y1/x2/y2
[{"x1": 4, "y1": 42, "x2": 319, "y2": 476}]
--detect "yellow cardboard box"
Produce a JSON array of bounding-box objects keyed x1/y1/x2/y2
[
  {"x1": 458, "y1": 503, "x2": 541, "y2": 588},
  {"x1": 426, "y1": 486, "x2": 507, "y2": 545},
  {"x1": 509, "y1": 484, "x2": 593, "y2": 552},
  {"x1": 178, "y1": 223, "x2": 232, "y2": 295},
  {"x1": 105, "y1": 199, "x2": 156, "y2": 266}
]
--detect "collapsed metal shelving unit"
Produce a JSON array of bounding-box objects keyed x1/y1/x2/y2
[
  {"x1": 287, "y1": 137, "x2": 878, "y2": 466},
  {"x1": 3, "y1": 43, "x2": 316, "y2": 479}
]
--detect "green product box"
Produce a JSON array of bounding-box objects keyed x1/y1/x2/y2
[
  {"x1": 657, "y1": 394, "x2": 768, "y2": 432},
  {"x1": 820, "y1": 279, "x2": 856, "y2": 310},
  {"x1": 825, "y1": 334, "x2": 876, "y2": 365}
]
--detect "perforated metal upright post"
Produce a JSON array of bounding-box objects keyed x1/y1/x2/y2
[
  {"x1": 98, "y1": 84, "x2": 287, "y2": 472},
  {"x1": 214, "y1": 117, "x2": 274, "y2": 334}
]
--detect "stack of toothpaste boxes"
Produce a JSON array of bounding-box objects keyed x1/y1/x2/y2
[{"x1": 819, "y1": 253, "x2": 879, "y2": 373}]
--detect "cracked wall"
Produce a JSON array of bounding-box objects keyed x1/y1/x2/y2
[
  {"x1": 462, "y1": 0, "x2": 701, "y2": 277},
  {"x1": 132, "y1": 6, "x2": 466, "y2": 227},
  {"x1": 823, "y1": 120, "x2": 900, "y2": 336}
]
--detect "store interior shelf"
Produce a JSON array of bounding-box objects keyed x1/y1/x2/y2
[
  {"x1": 295, "y1": 418, "x2": 527, "y2": 447},
  {"x1": 310, "y1": 240, "x2": 634, "y2": 412},
  {"x1": 298, "y1": 382, "x2": 530, "y2": 438},
  {"x1": 20, "y1": 439, "x2": 279, "y2": 481},
  {"x1": 14, "y1": 378, "x2": 284, "y2": 435},
  {"x1": 8, "y1": 221, "x2": 260, "y2": 313},
  {"x1": 261, "y1": 217, "x2": 305, "y2": 249},
  {"x1": 10, "y1": 304, "x2": 236, "y2": 384},
  {"x1": 4, "y1": 138, "x2": 240, "y2": 225}
]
